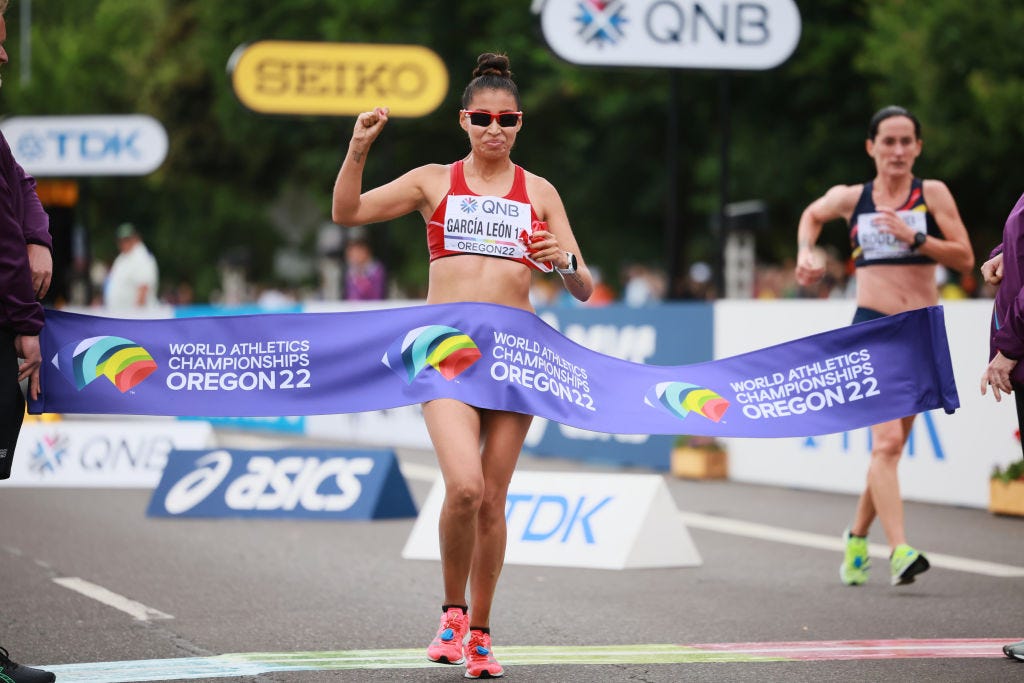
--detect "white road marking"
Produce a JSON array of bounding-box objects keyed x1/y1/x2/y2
[
  {"x1": 53, "y1": 576, "x2": 174, "y2": 621},
  {"x1": 399, "y1": 461, "x2": 1024, "y2": 578},
  {"x1": 679, "y1": 512, "x2": 1024, "y2": 578}
]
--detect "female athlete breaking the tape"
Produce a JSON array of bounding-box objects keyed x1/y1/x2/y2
[{"x1": 332, "y1": 52, "x2": 593, "y2": 679}]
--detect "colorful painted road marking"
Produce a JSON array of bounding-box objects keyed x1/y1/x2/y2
[{"x1": 39, "y1": 639, "x2": 1012, "y2": 682}]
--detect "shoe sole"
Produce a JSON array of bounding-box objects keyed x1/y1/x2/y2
[
  {"x1": 839, "y1": 564, "x2": 868, "y2": 586},
  {"x1": 465, "y1": 670, "x2": 504, "y2": 679},
  {"x1": 428, "y1": 655, "x2": 466, "y2": 665},
  {"x1": 891, "y1": 554, "x2": 930, "y2": 586}
]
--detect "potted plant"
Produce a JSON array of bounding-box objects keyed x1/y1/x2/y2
[
  {"x1": 990, "y1": 457, "x2": 1024, "y2": 517},
  {"x1": 670, "y1": 434, "x2": 728, "y2": 480}
]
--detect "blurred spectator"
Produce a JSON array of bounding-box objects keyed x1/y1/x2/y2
[
  {"x1": 104, "y1": 222, "x2": 159, "y2": 309},
  {"x1": 584, "y1": 266, "x2": 615, "y2": 306},
  {"x1": 622, "y1": 263, "x2": 666, "y2": 306},
  {"x1": 529, "y1": 270, "x2": 560, "y2": 307},
  {"x1": 674, "y1": 261, "x2": 716, "y2": 300},
  {"x1": 344, "y1": 234, "x2": 387, "y2": 300}
]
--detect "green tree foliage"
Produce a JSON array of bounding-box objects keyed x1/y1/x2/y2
[
  {"x1": 0, "y1": 0, "x2": 1016, "y2": 301},
  {"x1": 860, "y1": 0, "x2": 1024, "y2": 249}
]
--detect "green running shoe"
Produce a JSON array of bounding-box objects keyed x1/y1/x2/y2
[
  {"x1": 840, "y1": 529, "x2": 870, "y2": 586},
  {"x1": 890, "y1": 544, "x2": 930, "y2": 585}
]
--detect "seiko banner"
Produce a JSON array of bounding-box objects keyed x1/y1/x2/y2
[
  {"x1": 147, "y1": 448, "x2": 416, "y2": 520},
  {"x1": 229, "y1": 42, "x2": 448, "y2": 117},
  {"x1": 539, "y1": 0, "x2": 801, "y2": 70},
  {"x1": 1, "y1": 115, "x2": 169, "y2": 176}
]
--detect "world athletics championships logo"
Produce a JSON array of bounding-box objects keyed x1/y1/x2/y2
[
  {"x1": 52, "y1": 336, "x2": 158, "y2": 393},
  {"x1": 382, "y1": 325, "x2": 482, "y2": 384},
  {"x1": 645, "y1": 382, "x2": 730, "y2": 422},
  {"x1": 575, "y1": 0, "x2": 629, "y2": 48}
]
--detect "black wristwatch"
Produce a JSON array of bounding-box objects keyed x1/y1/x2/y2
[
  {"x1": 910, "y1": 232, "x2": 927, "y2": 251},
  {"x1": 556, "y1": 251, "x2": 578, "y2": 275}
]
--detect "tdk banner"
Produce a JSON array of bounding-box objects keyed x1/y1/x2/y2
[{"x1": 147, "y1": 448, "x2": 416, "y2": 520}]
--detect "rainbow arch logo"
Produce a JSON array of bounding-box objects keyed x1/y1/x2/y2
[
  {"x1": 382, "y1": 325, "x2": 482, "y2": 384},
  {"x1": 52, "y1": 336, "x2": 158, "y2": 393},
  {"x1": 644, "y1": 381, "x2": 729, "y2": 423}
]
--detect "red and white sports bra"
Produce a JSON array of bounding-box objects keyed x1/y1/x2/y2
[{"x1": 426, "y1": 160, "x2": 551, "y2": 272}]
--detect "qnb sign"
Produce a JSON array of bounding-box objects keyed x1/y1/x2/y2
[
  {"x1": 1, "y1": 115, "x2": 169, "y2": 177},
  {"x1": 229, "y1": 41, "x2": 449, "y2": 117},
  {"x1": 540, "y1": 0, "x2": 801, "y2": 70}
]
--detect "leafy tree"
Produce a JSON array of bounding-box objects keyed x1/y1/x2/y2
[{"x1": 1, "y1": 0, "x2": 1017, "y2": 302}]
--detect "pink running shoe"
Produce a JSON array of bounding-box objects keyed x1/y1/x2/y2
[
  {"x1": 464, "y1": 629, "x2": 504, "y2": 679},
  {"x1": 427, "y1": 607, "x2": 469, "y2": 665}
]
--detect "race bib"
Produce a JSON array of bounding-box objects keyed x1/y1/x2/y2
[
  {"x1": 857, "y1": 210, "x2": 927, "y2": 260},
  {"x1": 442, "y1": 195, "x2": 552, "y2": 271}
]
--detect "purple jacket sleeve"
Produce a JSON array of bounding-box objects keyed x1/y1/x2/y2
[
  {"x1": 19, "y1": 163, "x2": 51, "y2": 250},
  {"x1": 992, "y1": 196, "x2": 1024, "y2": 362},
  {"x1": 0, "y1": 132, "x2": 45, "y2": 335}
]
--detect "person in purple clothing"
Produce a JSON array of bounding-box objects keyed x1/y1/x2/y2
[
  {"x1": 343, "y1": 233, "x2": 387, "y2": 300},
  {"x1": 0, "y1": 1, "x2": 58, "y2": 681},
  {"x1": 978, "y1": 192, "x2": 1024, "y2": 663}
]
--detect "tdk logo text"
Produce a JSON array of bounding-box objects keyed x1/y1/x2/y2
[
  {"x1": 147, "y1": 448, "x2": 417, "y2": 520},
  {"x1": 1, "y1": 115, "x2": 169, "y2": 177},
  {"x1": 505, "y1": 493, "x2": 612, "y2": 544},
  {"x1": 18, "y1": 129, "x2": 144, "y2": 162}
]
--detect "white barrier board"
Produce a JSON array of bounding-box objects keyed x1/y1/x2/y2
[
  {"x1": 716, "y1": 300, "x2": 1017, "y2": 509},
  {"x1": 1, "y1": 419, "x2": 215, "y2": 488},
  {"x1": 403, "y1": 471, "x2": 701, "y2": 570}
]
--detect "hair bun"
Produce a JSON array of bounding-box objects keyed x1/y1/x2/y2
[{"x1": 473, "y1": 52, "x2": 512, "y2": 80}]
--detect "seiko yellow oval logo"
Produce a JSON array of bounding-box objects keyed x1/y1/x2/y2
[{"x1": 229, "y1": 42, "x2": 449, "y2": 117}]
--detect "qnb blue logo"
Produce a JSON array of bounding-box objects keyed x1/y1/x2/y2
[
  {"x1": 505, "y1": 493, "x2": 612, "y2": 544},
  {"x1": 575, "y1": 0, "x2": 629, "y2": 47},
  {"x1": 17, "y1": 129, "x2": 144, "y2": 162}
]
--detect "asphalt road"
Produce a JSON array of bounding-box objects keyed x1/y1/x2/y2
[{"x1": 2, "y1": 431, "x2": 1023, "y2": 682}]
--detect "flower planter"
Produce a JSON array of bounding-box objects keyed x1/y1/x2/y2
[
  {"x1": 671, "y1": 447, "x2": 728, "y2": 480},
  {"x1": 989, "y1": 479, "x2": 1024, "y2": 517}
]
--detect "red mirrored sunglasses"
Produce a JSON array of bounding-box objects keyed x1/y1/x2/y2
[{"x1": 462, "y1": 110, "x2": 523, "y2": 128}]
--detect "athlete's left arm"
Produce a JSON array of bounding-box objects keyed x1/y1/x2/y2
[
  {"x1": 526, "y1": 174, "x2": 594, "y2": 302},
  {"x1": 921, "y1": 179, "x2": 975, "y2": 274}
]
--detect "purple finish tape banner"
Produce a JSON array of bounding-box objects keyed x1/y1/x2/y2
[{"x1": 29, "y1": 303, "x2": 959, "y2": 438}]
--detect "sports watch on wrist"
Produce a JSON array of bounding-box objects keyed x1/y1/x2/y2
[
  {"x1": 556, "y1": 251, "x2": 578, "y2": 275},
  {"x1": 910, "y1": 232, "x2": 927, "y2": 251}
]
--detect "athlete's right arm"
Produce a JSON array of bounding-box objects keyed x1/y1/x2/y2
[
  {"x1": 795, "y1": 184, "x2": 858, "y2": 286},
  {"x1": 332, "y1": 107, "x2": 427, "y2": 226}
]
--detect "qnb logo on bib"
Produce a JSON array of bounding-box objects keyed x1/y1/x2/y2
[
  {"x1": 52, "y1": 335, "x2": 158, "y2": 393},
  {"x1": 443, "y1": 194, "x2": 532, "y2": 259},
  {"x1": 382, "y1": 325, "x2": 482, "y2": 383}
]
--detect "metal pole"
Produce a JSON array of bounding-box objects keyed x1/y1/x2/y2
[
  {"x1": 716, "y1": 72, "x2": 731, "y2": 298},
  {"x1": 665, "y1": 70, "x2": 682, "y2": 299},
  {"x1": 19, "y1": 0, "x2": 31, "y2": 85}
]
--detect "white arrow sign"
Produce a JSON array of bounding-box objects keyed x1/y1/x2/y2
[
  {"x1": 540, "y1": 0, "x2": 801, "y2": 71},
  {"x1": 1, "y1": 114, "x2": 169, "y2": 176}
]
